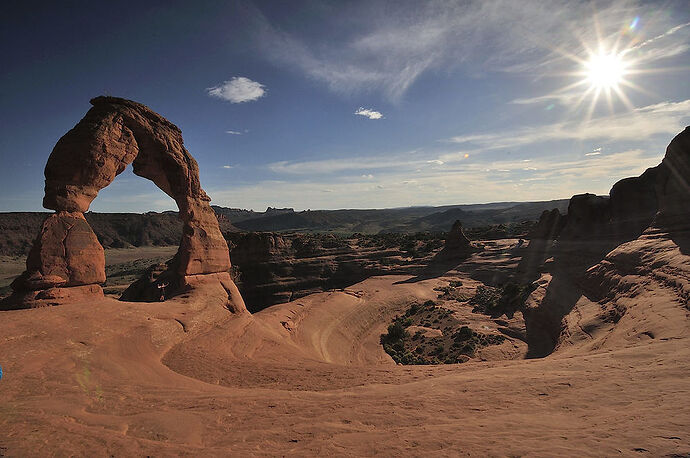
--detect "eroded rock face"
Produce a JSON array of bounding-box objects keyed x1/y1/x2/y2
[
  {"x1": 436, "y1": 220, "x2": 478, "y2": 260},
  {"x1": 12, "y1": 212, "x2": 105, "y2": 291},
  {"x1": 520, "y1": 126, "x2": 690, "y2": 357},
  {"x1": 3, "y1": 96, "x2": 238, "y2": 310},
  {"x1": 655, "y1": 126, "x2": 690, "y2": 230},
  {"x1": 528, "y1": 209, "x2": 566, "y2": 241}
]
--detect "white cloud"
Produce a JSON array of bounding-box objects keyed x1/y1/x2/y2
[
  {"x1": 362, "y1": 174, "x2": 374, "y2": 179},
  {"x1": 207, "y1": 148, "x2": 664, "y2": 211},
  {"x1": 355, "y1": 107, "x2": 383, "y2": 119},
  {"x1": 226, "y1": 130, "x2": 243, "y2": 135},
  {"x1": 510, "y1": 93, "x2": 580, "y2": 106},
  {"x1": 443, "y1": 99, "x2": 690, "y2": 156},
  {"x1": 251, "y1": 1, "x2": 689, "y2": 101},
  {"x1": 268, "y1": 152, "x2": 423, "y2": 175},
  {"x1": 207, "y1": 77, "x2": 266, "y2": 103},
  {"x1": 623, "y1": 21, "x2": 690, "y2": 62},
  {"x1": 222, "y1": 165, "x2": 233, "y2": 169}
]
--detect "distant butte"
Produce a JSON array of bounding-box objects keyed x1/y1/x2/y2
[{"x1": 1, "y1": 97, "x2": 246, "y2": 312}]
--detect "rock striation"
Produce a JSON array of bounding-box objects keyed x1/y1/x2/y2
[{"x1": 2, "y1": 96, "x2": 242, "y2": 311}]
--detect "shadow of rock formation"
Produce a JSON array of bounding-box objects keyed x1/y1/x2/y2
[{"x1": 519, "y1": 126, "x2": 690, "y2": 357}]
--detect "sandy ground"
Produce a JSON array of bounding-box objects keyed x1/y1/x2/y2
[{"x1": 0, "y1": 244, "x2": 688, "y2": 456}]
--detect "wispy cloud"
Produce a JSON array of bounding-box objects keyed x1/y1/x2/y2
[
  {"x1": 624, "y1": 21, "x2": 690, "y2": 62},
  {"x1": 226, "y1": 130, "x2": 243, "y2": 135},
  {"x1": 207, "y1": 77, "x2": 266, "y2": 103},
  {"x1": 222, "y1": 165, "x2": 233, "y2": 169},
  {"x1": 355, "y1": 107, "x2": 383, "y2": 119},
  {"x1": 268, "y1": 153, "x2": 422, "y2": 175},
  {"x1": 250, "y1": 1, "x2": 689, "y2": 101},
  {"x1": 443, "y1": 99, "x2": 690, "y2": 156},
  {"x1": 510, "y1": 93, "x2": 580, "y2": 106},
  {"x1": 208, "y1": 148, "x2": 663, "y2": 211}
]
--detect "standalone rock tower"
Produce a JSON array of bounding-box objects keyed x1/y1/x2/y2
[
  {"x1": 436, "y1": 220, "x2": 480, "y2": 260},
  {"x1": 3, "y1": 97, "x2": 239, "y2": 309}
]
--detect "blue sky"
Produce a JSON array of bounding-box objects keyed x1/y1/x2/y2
[{"x1": 1, "y1": 0, "x2": 689, "y2": 212}]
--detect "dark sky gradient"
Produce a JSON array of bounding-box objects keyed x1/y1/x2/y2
[{"x1": 1, "y1": 0, "x2": 689, "y2": 212}]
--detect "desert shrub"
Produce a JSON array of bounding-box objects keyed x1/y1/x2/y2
[
  {"x1": 470, "y1": 282, "x2": 536, "y2": 318},
  {"x1": 469, "y1": 285, "x2": 501, "y2": 313},
  {"x1": 450, "y1": 326, "x2": 506, "y2": 356},
  {"x1": 406, "y1": 303, "x2": 421, "y2": 316},
  {"x1": 435, "y1": 283, "x2": 471, "y2": 302},
  {"x1": 380, "y1": 320, "x2": 408, "y2": 345}
]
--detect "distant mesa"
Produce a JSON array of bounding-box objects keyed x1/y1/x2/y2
[{"x1": 1, "y1": 96, "x2": 246, "y2": 312}]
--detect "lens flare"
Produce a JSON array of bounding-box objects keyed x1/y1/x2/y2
[{"x1": 629, "y1": 16, "x2": 640, "y2": 30}]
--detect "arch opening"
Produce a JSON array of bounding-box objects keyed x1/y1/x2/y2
[{"x1": 2, "y1": 97, "x2": 244, "y2": 311}]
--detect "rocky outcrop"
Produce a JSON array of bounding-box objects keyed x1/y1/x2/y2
[
  {"x1": 3, "y1": 97, "x2": 242, "y2": 311},
  {"x1": 224, "y1": 233, "x2": 431, "y2": 312},
  {"x1": 527, "y1": 208, "x2": 567, "y2": 241},
  {"x1": 435, "y1": 220, "x2": 481, "y2": 261},
  {"x1": 520, "y1": 127, "x2": 690, "y2": 356},
  {"x1": 655, "y1": 126, "x2": 690, "y2": 234}
]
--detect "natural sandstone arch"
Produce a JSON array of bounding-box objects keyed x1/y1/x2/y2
[{"x1": 3, "y1": 96, "x2": 244, "y2": 310}]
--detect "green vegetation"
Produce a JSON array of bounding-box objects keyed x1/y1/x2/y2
[
  {"x1": 356, "y1": 232, "x2": 445, "y2": 258},
  {"x1": 380, "y1": 301, "x2": 507, "y2": 365},
  {"x1": 470, "y1": 282, "x2": 537, "y2": 318},
  {"x1": 434, "y1": 280, "x2": 471, "y2": 302}
]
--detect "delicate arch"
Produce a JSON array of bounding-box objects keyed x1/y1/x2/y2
[{"x1": 5, "y1": 97, "x2": 234, "y2": 308}]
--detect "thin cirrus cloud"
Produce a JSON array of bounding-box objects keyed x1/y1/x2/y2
[
  {"x1": 251, "y1": 1, "x2": 689, "y2": 102},
  {"x1": 208, "y1": 148, "x2": 662, "y2": 211},
  {"x1": 207, "y1": 77, "x2": 266, "y2": 103},
  {"x1": 355, "y1": 107, "x2": 383, "y2": 119},
  {"x1": 261, "y1": 97, "x2": 685, "y2": 183},
  {"x1": 440, "y1": 99, "x2": 690, "y2": 160}
]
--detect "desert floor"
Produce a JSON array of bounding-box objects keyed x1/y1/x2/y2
[{"x1": 0, "y1": 243, "x2": 688, "y2": 456}]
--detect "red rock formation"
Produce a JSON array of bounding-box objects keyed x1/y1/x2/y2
[
  {"x1": 520, "y1": 126, "x2": 690, "y2": 356},
  {"x1": 436, "y1": 220, "x2": 479, "y2": 260},
  {"x1": 3, "y1": 97, "x2": 241, "y2": 311},
  {"x1": 527, "y1": 208, "x2": 566, "y2": 241},
  {"x1": 655, "y1": 126, "x2": 690, "y2": 232},
  {"x1": 13, "y1": 212, "x2": 105, "y2": 290}
]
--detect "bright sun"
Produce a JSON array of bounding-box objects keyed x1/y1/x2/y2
[
  {"x1": 534, "y1": 15, "x2": 653, "y2": 118},
  {"x1": 584, "y1": 52, "x2": 628, "y2": 89}
]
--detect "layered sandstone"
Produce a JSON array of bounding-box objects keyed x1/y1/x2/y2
[
  {"x1": 2, "y1": 97, "x2": 240, "y2": 310},
  {"x1": 519, "y1": 126, "x2": 690, "y2": 356}
]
